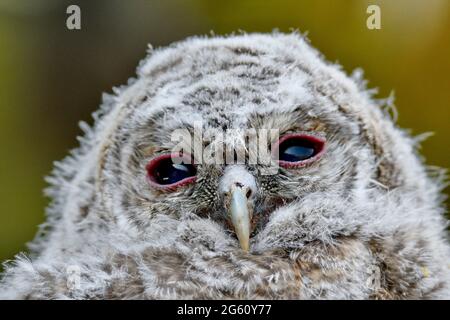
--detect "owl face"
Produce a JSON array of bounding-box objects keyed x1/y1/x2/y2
[
  {"x1": 139, "y1": 108, "x2": 332, "y2": 251},
  {"x1": 96, "y1": 34, "x2": 412, "y2": 254}
]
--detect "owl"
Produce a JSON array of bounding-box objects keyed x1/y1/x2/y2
[{"x1": 1, "y1": 33, "x2": 449, "y2": 300}]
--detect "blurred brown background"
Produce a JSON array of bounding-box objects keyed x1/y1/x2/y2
[{"x1": 0, "y1": 0, "x2": 449, "y2": 267}]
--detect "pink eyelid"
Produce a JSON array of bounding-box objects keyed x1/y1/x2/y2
[
  {"x1": 272, "y1": 133, "x2": 326, "y2": 168},
  {"x1": 146, "y1": 153, "x2": 196, "y2": 190}
]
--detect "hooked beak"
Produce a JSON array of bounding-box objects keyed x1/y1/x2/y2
[{"x1": 229, "y1": 185, "x2": 252, "y2": 252}]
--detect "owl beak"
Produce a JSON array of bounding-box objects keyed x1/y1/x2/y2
[{"x1": 229, "y1": 185, "x2": 251, "y2": 252}]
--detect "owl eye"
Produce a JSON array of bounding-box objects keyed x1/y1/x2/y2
[
  {"x1": 274, "y1": 134, "x2": 325, "y2": 168},
  {"x1": 146, "y1": 153, "x2": 196, "y2": 189}
]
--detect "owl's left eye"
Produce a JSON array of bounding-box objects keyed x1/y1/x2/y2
[
  {"x1": 273, "y1": 133, "x2": 325, "y2": 168},
  {"x1": 146, "y1": 153, "x2": 197, "y2": 189}
]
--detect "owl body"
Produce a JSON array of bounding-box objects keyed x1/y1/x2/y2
[{"x1": 1, "y1": 33, "x2": 449, "y2": 299}]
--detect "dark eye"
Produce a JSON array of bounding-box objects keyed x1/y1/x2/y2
[
  {"x1": 146, "y1": 153, "x2": 197, "y2": 189},
  {"x1": 275, "y1": 134, "x2": 325, "y2": 168}
]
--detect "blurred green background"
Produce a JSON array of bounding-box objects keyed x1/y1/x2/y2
[{"x1": 0, "y1": 0, "x2": 449, "y2": 268}]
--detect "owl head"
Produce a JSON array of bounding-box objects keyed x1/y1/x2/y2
[
  {"x1": 2, "y1": 32, "x2": 449, "y2": 300},
  {"x1": 40, "y1": 33, "x2": 444, "y2": 258}
]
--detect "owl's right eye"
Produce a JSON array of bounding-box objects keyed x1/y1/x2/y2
[{"x1": 146, "y1": 153, "x2": 197, "y2": 189}]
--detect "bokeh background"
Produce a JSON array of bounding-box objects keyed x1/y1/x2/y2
[{"x1": 0, "y1": 0, "x2": 449, "y2": 269}]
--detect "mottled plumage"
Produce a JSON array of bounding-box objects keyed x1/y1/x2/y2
[{"x1": 1, "y1": 33, "x2": 449, "y2": 299}]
